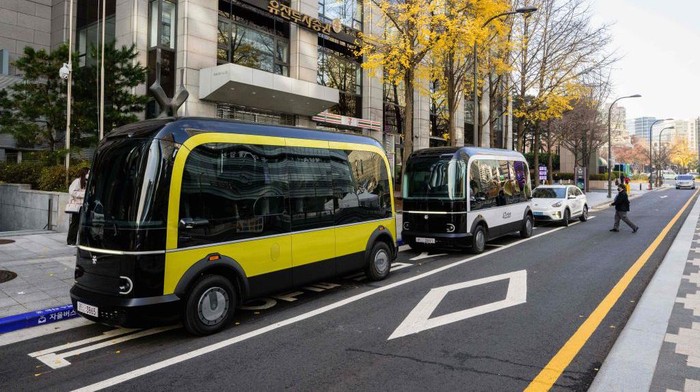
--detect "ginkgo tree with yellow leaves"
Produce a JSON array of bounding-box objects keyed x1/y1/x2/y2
[
  {"x1": 359, "y1": 0, "x2": 446, "y2": 169},
  {"x1": 670, "y1": 138, "x2": 698, "y2": 174}
]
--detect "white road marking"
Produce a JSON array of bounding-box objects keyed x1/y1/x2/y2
[
  {"x1": 302, "y1": 282, "x2": 341, "y2": 292},
  {"x1": 388, "y1": 270, "x2": 527, "y2": 340},
  {"x1": 273, "y1": 291, "x2": 305, "y2": 302},
  {"x1": 661, "y1": 195, "x2": 668, "y2": 199},
  {"x1": 30, "y1": 326, "x2": 179, "y2": 369},
  {"x1": 70, "y1": 227, "x2": 564, "y2": 392},
  {"x1": 410, "y1": 252, "x2": 448, "y2": 261}
]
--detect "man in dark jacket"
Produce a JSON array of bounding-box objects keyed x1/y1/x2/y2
[{"x1": 610, "y1": 185, "x2": 639, "y2": 232}]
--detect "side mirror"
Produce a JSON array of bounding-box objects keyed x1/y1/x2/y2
[
  {"x1": 568, "y1": 195, "x2": 576, "y2": 200},
  {"x1": 179, "y1": 217, "x2": 209, "y2": 229}
]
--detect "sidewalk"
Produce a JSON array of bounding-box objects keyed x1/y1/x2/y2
[
  {"x1": 0, "y1": 231, "x2": 77, "y2": 331},
  {"x1": 1, "y1": 184, "x2": 698, "y2": 391}
]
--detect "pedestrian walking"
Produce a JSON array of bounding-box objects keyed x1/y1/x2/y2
[
  {"x1": 610, "y1": 184, "x2": 638, "y2": 233},
  {"x1": 65, "y1": 168, "x2": 89, "y2": 245}
]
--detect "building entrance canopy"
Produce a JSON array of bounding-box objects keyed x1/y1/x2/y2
[{"x1": 199, "y1": 64, "x2": 339, "y2": 117}]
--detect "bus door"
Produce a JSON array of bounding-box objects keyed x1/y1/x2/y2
[{"x1": 287, "y1": 143, "x2": 337, "y2": 285}]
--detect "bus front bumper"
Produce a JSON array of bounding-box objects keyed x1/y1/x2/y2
[
  {"x1": 70, "y1": 285, "x2": 181, "y2": 328},
  {"x1": 402, "y1": 231, "x2": 471, "y2": 249}
]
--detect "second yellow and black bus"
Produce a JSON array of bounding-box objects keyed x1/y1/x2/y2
[{"x1": 70, "y1": 117, "x2": 397, "y2": 335}]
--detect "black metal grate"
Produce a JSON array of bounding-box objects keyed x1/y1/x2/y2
[{"x1": 0, "y1": 270, "x2": 17, "y2": 283}]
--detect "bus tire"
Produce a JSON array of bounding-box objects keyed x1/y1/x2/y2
[
  {"x1": 471, "y1": 225, "x2": 486, "y2": 254},
  {"x1": 520, "y1": 214, "x2": 533, "y2": 238},
  {"x1": 183, "y1": 274, "x2": 236, "y2": 336},
  {"x1": 365, "y1": 241, "x2": 391, "y2": 281},
  {"x1": 562, "y1": 209, "x2": 570, "y2": 227}
]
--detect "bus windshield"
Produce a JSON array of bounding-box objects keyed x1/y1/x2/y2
[
  {"x1": 82, "y1": 137, "x2": 174, "y2": 231},
  {"x1": 403, "y1": 157, "x2": 465, "y2": 200}
]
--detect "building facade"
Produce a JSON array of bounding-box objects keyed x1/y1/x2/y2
[{"x1": 2, "y1": 0, "x2": 500, "y2": 173}]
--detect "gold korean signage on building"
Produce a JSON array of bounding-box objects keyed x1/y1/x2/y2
[{"x1": 268, "y1": 0, "x2": 343, "y2": 34}]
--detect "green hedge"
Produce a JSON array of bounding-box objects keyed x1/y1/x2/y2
[
  {"x1": 0, "y1": 162, "x2": 90, "y2": 192},
  {"x1": 554, "y1": 172, "x2": 574, "y2": 180}
]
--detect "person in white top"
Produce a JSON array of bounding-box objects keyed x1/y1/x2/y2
[{"x1": 66, "y1": 167, "x2": 89, "y2": 245}]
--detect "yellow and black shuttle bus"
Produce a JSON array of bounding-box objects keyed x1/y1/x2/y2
[
  {"x1": 402, "y1": 147, "x2": 532, "y2": 253},
  {"x1": 70, "y1": 117, "x2": 397, "y2": 335}
]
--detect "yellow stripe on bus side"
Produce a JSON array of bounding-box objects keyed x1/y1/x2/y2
[{"x1": 164, "y1": 235, "x2": 293, "y2": 295}]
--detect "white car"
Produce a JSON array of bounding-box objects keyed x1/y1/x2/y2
[
  {"x1": 676, "y1": 174, "x2": 696, "y2": 189},
  {"x1": 531, "y1": 185, "x2": 589, "y2": 226}
]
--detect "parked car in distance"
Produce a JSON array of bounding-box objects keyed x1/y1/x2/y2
[
  {"x1": 531, "y1": 185, "x2": 588, "y2": 227},
  {"x1": 661, "y1": 170, "x2": 677, "y2": 180},
  {"x1": 676, "y1": 174, "x2": 696, "y2": 189}
]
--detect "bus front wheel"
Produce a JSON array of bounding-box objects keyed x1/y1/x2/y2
[
  {"x1": 365, "y1": 241, "x2": 391, "y2": 281},
  {"x1": 183, "y1": 274, "x2": 236, "y2": 336},
  {"x1": 471, "y1": 225, "x2": 486, "y2": 254}
]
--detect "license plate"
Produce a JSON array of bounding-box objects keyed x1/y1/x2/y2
[
  {"x1": 77, "y1": 301, "x2": 99, "y2": 317},
  {"x1": 416, "y1": 237, "x2": 435, "y2": 244},
  {"x1": 533, "y1": 212, "x2": 544, "y2": 216}
]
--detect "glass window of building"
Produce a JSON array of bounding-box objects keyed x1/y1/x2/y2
[
  {"x1": 318, "y1": 0, "x2": 363, "y2": 31},
  {"x1": 76, "y1": 0, "x2": 116, "y2": 67},
  {"x1": 218, "y1": 0, "x2": 290, "y2": 76},
  {"x1": 317, "y1": 41, "x2": 362, "y2": 118},
  {"x1": 429, "y1": 80, "x2": 448, "y2": 147},
  {"x1": 383, "y1": 78, "x2": 405, "y2": 179}
]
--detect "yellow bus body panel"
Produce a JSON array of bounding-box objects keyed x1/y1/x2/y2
[
  {"x1": 164, "y1": 236, "x2": 292, "y2": 295},
  {"x1": 162, "y1": 131, "x2": 397, "y2": 295}
]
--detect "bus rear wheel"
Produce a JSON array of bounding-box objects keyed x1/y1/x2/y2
[
  {"x1": 183, "y1": 274, "x2": 236, "y2": 336},
  {"x1": 365, "y1": 242, "x2": 391, "y2": 281}
]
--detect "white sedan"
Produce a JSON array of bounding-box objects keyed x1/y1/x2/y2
[
  {"x1": 531, "y1": 185, "x2": 589, "y2": 226},
  {"x1": 676, "y1": 174, "x2": 696, "y2": 189}
]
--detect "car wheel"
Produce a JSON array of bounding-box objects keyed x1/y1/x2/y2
[
  {"x1": 471, "y1": 225, "x2": 486, "y2": 254},
  {"x1": 579, "y1": 205, "x2": 588, "y2": 222},
  {"x1": 365, "y1": 241, "x2": 391, "y2": 281},
  {"x1": 520, "y1": 214, "x2": 533, "y2": 238},
  {"x1": 562, "y1": 209, "x2": 570, "y2": 227},
  {"x1": 183, "y1": 274, "x2": 236, "y2": 336}
]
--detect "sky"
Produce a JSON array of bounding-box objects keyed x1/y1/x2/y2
[{"x1": 590, "y1": 0, "x2": 700, "y2": 122}]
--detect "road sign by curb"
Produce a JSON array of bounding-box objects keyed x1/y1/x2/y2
[{"x1": 0, "y1": 304, "x2": 77, "y2": 333}]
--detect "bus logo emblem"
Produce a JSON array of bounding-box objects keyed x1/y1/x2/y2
[
  {"x1": 503, "y1": 212, "x2": 511, "y2": 219},
  {"x1": 92, "y1": 256, "x2": 97, "y2": 265}
]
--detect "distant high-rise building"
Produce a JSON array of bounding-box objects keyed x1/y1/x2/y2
[
  {"x1": 608, "y1": 104, "x2": 628, "y2": 144},
  {"x1": 633, "y1": 117, "x2": 658, "y2": 141}
]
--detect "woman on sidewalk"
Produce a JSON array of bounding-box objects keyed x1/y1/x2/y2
[
  {"x1": 610, "y1": 184, "x2": 639, "y2": 233},
  {"x1": 65, "y1": 168, "x2": 89, "y2": 245}
]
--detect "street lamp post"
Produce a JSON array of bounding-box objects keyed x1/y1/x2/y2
[
  {"x1": 607, "y1": 94, "x2": 641, "y2": 198},
  {"x1": 63, "y1": 0, "x2": 74, "y2": 186},
  {"x1": 473, "y1": 6, "x2": 536, "y2": 147},
  {"x1": 648, "y1": 118, "x2": 673, "y2": 189},
  {"x1": 656, "y1": 126, "x2": 675, "y2": 187}
]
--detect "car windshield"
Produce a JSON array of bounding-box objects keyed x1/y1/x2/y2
[
  {"x1": 532, "y1": 187, "x2": 566, "y2": 199},
  {"x1": 678, "y1": 175, "x2": 693, "y2": 180}
]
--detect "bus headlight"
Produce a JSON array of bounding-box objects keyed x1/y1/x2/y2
[
  {"x1": 446, "y1": 223, "x2": 455, "y2": 233},
  {"x1": 403, "y1": 222, "x2": 410, "y2": 230},
  {"x1": 118, "y1": 276, "x2": 133, "y2": 295}
]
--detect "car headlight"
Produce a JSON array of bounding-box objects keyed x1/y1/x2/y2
[{"x1": 552, "y1": 201, "x2": 563, "y2": 207}]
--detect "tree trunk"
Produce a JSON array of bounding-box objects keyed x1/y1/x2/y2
[{"x1": 533, "y1": 122, "x2": 540, "y2": 186}]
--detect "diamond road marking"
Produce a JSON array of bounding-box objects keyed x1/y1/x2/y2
[{"x1": 388, "y1": 270, "x2": 527, "y2": 340}]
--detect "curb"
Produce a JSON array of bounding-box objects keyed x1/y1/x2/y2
[{"x1": 0, "y1": 304, "x2": 77, "y2": 334}]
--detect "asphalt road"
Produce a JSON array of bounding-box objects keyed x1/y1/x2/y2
[{"x1": 1, "y1": 187, "x2": 696, "y2": 392}]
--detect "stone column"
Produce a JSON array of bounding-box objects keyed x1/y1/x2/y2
[
  {"x1": 176, "y1": 0, "x2": 217, "y2": 117},
  {"x1": 115, "y1": 0, "x2": 149, "y2": 110}
]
